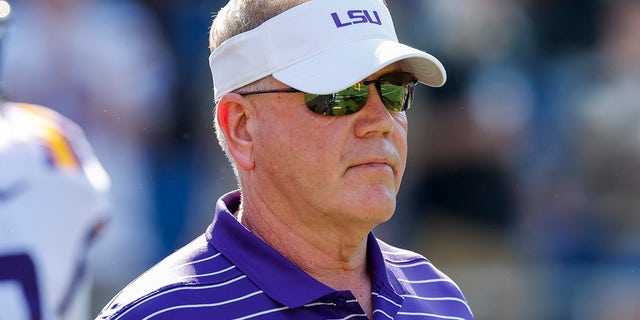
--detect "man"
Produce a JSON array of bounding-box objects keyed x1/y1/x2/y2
[
  {"x1": 0, "y1": 101, "x2": 111, "y2": 320},
  {"x1": 97, "y1": 0, "x2": 474, "y2": 319}
]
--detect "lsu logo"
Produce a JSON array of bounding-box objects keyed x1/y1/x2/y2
[{"x1": 331, "y1": 10, "x2": 382, "y2": 28}]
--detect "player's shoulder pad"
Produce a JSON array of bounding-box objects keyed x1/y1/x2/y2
[{"x1": 3, "y1": 102, "x2": 110, "y2": 191}]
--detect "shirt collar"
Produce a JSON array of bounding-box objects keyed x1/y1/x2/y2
[
  {"x1": 206, "y1": 190, "x2": 334, "y2": 307},
  {"x1": 206, "y1": 190, "x2": 404, "y2": 308},
  {"x1": 367, "y1": 231, "x2": 406, "y2": 306}
]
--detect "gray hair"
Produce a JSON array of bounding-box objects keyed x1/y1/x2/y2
[{"x1": 209, "y1": 0, "x2": 307, "y2": 177}]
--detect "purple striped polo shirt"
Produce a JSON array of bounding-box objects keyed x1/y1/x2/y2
[{"x1": 96, "y1": 191, "x2": 474, "y2": 320}]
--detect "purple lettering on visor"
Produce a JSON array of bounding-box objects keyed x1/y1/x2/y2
[{"x1": 332, "y1": 10, "x2": 382, "y2": 28}]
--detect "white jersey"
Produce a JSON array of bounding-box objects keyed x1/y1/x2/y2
[{"x1": 0, "y1": 102, "x2": 110, "y2": 320}]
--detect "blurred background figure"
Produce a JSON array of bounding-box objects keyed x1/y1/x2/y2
[
  {"x1": 0, "y1": 99, "x2": 110, "y2": 320},
  {"x1": 0, "y1": 0, "x2": 177, "y2": 307},
  {"x1": 0, "y1": 2, "x2": 111, "y2": 319},
  {"x1": 1, "y1": 5, "x2": 111, "y2": 319}
]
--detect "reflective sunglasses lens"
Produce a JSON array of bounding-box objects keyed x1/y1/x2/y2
[
  {"x1": 305, "y1": 94, "x2": 336, "y2": 115},
  {"x1": 334, "y1": 85, "x2": 369, "y2": 115},
  {"x1": 380, "y1": 84, "x2": 408, "y2": 112},
  {"x1": 304, "y1": 86, "x2": 369, "y2": 116},
  {"x1": 379, "y1": 72, "x2": 416, "y2": 112},
  {"x1": 304, "y1": 72, "x2": 415, "y2": 116}
]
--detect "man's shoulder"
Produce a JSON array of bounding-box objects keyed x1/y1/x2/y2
[
  {"x1": 376, "y1": 239, "x2": 474, "y2": 319},
  {"x1": 96, "y1": 234, "x2": 248, "y2": 320},
  {"x1": 376, "y1": 238, "x2": 464, "y2": 293},
  {"x1": 376, "y1": 238, "x2": 430, "y2": 265}
]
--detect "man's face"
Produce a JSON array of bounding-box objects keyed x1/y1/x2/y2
[{"x1": 249, "y1": 64, "x2": 408, "y2": 231}]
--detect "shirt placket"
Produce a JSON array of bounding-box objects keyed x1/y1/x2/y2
[{"x1": 310, "y1": 291, "x2": 368, "y2": 319}]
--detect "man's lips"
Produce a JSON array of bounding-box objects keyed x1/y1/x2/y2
[{"x1": 347, "y1": 160, "x2": 395, "y2": 174}]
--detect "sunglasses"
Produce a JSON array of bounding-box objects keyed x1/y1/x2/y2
[{"x1": 236, "y1": 72, "x2": 417, "y2": 116}]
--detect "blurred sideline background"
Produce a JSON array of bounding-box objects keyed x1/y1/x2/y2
[{"x1": 2, "y1": 0, "x2": 639, "y2": 319}]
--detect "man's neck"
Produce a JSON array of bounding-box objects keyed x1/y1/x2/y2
[
  {"x1": 237, "y1": 204, "x2": 370, "y2": 274},
  {"x1": 236, "y1": 203, "x2": 374, "y2": 318}
]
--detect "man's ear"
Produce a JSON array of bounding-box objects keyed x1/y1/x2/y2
[{"x1": 216, "y1": 93, "x2": 255, "y2": 170}]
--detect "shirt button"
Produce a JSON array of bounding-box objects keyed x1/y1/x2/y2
[{"x1": 335, "y1": 298, "x2": 347, "y2": 306}]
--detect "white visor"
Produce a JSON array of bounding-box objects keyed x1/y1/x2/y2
[{"x1": 209, "y1": 0, "x2": 446, "y2": 101}]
